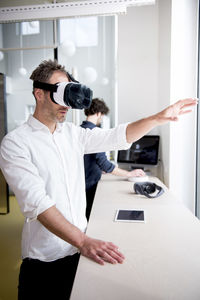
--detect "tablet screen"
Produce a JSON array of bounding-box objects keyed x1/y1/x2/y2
[{"x1": 115, "y1": 209, "x2": 145, "y2": 222}]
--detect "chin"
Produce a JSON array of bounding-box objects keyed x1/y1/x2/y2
[
  {"x1": 56, "y1": 112, "x2": 67, "y2": 123},
  {"x1": 57, "y1": 116, "x2": 67, "y2": 123}
]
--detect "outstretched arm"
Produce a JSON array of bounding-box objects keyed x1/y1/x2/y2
[{"x1": 126, "y1": 98, "x2": 197, "y2": 143}]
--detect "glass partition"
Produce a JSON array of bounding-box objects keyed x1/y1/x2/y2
[
  {"x1": 57, "y1": 16, "x2": 117, "y2": 127},
  {"x1": 0, "y1": 16, "x2": 117, "y2": 131},
  {"x1": 0, "y1": 20, "x2": 54, "y2": 132}
]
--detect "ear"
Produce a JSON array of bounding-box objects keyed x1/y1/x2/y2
[
  {"x1": 96, "y1": 112, "x2": 102, "y2": 118},
  {"x1": 34, "y1": 88, "x2": 45, "y2": 102}
]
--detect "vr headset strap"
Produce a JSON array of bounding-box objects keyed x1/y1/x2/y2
[
  {"x1": 67, "y1": 72, "x2": 79, "y2": 83},
  {"x1": 33, "y1": 81, "x2": 58, "y2": 92},
  {"x1": 33, "y1": 71, "x2": 78, "y2": 92}
]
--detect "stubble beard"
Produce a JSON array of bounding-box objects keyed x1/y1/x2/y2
[{"x1": 57, "y1": 115, "x2": 67, "y2": 123}]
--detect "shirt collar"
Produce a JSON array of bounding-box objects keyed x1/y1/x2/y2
[
  {"x1": 82, "y1": 120, "x2": 97, "y2": 129},
  {"x1": 27, "y1": 115, "x2": 64, "y2": 133},
  {"x1": 55, "y1": 122, "x2": 64, "y2": 132}
]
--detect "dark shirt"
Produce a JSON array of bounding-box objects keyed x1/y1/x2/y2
[{"x1": 81, "y1": 121, "x2": 115, "y2": 189}]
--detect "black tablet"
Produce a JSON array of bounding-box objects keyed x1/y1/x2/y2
[{"x1": 115, "y1": 209, "x2": 145, "y2": 223}]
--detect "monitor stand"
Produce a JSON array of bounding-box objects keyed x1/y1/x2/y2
[
  {"x1": 130, "y1": 166, "x2": 144, "y2": 171},
  {"x1": 130, "y1": 165, "x2": 152, "y2": 176}
]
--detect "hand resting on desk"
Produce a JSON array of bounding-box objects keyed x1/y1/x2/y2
[{"x1": 79, "y1": 236, "x2": 125, "y2": 266}]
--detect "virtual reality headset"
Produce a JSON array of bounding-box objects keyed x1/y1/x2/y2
[
  {"x1": 33, "y1": 73, "x2": 93, "y2": 109},
  {"x1": 134, "y1": 182, "x2": 164, "y2": 198}
]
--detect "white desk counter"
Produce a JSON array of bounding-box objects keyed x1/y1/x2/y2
[{"x1": 70, "y1": 175, "x2": 200, "y2": 300}]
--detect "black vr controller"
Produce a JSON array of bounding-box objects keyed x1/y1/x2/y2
[
  {"x1": 33, "y1": 73, "x2": 93, "y2": 109},
  {"x1": 134, "y1": 182, "x2": 164, "y2": 198}
]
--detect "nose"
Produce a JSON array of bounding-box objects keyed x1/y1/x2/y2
[{"x1": 61, "y1": 105, "x2": 70, "y2": 110}]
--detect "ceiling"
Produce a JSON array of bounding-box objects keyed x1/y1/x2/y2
[
  {"x1": 0, "y1": 0, "x2": 155, "y2": 8},
  {"x1": 0, "y1": 0, "x2": 155, "y2": 23},
  {"x1": 0, "y1": 0, "x2": 82, "y2": 8}
]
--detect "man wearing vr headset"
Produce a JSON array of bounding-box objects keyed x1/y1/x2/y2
[
  {"x1": 81, "y1": 98, "x2": 145, "y2": 220},
  {"x1": 0, "y1": 59, "x2": 197, "y2": 300}
]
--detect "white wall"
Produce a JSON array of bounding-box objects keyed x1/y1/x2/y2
[
  {"x1": 118, "y1": 2, "x2": 160, "y2": 177},
  {"x1": 118, "y1": 0, "x2": 198, "y2": 212},
  {"x1": 157, "y1": 0, "x2": 171, "y2": 186},
  {"x1": 169, "y1": 0, "x2": 198, "y2": 212},
  {"x1": 118, "y1": 3, "x2": 159, "y2": 126}
]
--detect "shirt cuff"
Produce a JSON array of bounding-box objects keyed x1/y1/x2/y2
[
  {"x1": 117, "y1": 123, "x2": 132, "y2": 150},
  {"x1": 26, "y1": 195, "x2": 56, "y2": 223},
  {"x1": 107, "y1": 163, "x2": 115, "y2": 173}
]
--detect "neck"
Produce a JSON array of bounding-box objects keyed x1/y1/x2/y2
[
  {"x1": 33, "y1": 109, "x2": 56, "y2": 134},
  {"x1": 86, "y1": 115, "x2": 98, "y2": 125}
]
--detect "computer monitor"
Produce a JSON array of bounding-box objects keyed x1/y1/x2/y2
[{"x1": 117, "y1": 135, "x2": 160, "y2": 168}]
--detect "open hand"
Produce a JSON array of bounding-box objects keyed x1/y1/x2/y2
[
  {"x1": 79, "y1": 236, "x2": 125, "y2": 265},
  {"x1": 156, "y1": 98, "x2": 198, "y2": 124}
]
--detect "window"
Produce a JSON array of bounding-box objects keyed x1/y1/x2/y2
[{"x1": 59, "y1": 17, "x2": 98, "y2": 47}]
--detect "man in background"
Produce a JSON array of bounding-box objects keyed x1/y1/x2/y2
[{"x1": 81, "y1": 98, "x2": 145, "y2": 220}]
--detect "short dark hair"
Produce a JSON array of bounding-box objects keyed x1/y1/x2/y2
[
  {"x1": 30, "y1": 59, "x2": 69, "y2": 83},
  {"x1": 84, "y1": 98, "x2": 109, "y2": 116}
]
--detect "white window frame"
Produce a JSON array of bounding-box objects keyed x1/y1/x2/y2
[{"x1": 196, "y1": 1, "x2": 200, "y2": 218}]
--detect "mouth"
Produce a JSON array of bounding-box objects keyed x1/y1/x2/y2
[{"x1": 59, "y1": 110, "x2": 68, "y2": 114}]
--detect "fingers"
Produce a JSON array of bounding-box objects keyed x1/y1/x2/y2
[
  {"x1": 169, "y1": 98, "x2": 198, "y2": 121},
  {"x1": 105, "y1": 248, "x2": 125, "y2": 264},
  {"x1": 136, "y1": 169, "x2": 145, "y2": 176},
  {"x1": 130, "y1": 169, "x2": 145, "y2": 177},
  {"x1": 105, "y1": 242, "x2": 125, "y2": 261},
  {"x1": 179, "y1": 109, "x2": 192, "y2": 115},
  {"x1": 88, "y1": 249, "x2": 123, "y2": 266},
  {"x1": 95, "y1": 242, "x2": 125, "y2": 265},
  {"x1": 155, "y1": 98, "x2": 197, "y2": 125},
  {"x1": 89, "y1": 251, "x2": 105, "y2": 265},
  {"x1": 180, "y1": 103, "x2": 197, "y2": 108},
  {"x1": 170, "y1": 116, "x2": 178, "y2": 121},
  {"x1": 175, "y1": 98, "x2": 198, "y2": 112},
  {"x1": 177, "y1": 98, "x2": 198, "y2": 106},
  {"x1": 80, "y1": 237, "x2": 125, "y2": 266},
  {"x1": 95, "y1": 250, "x2": 118, "y2": 265}
]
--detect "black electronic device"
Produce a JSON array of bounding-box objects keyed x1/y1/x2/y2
[
  {"x1": 115, "y1": 209, "x2": 145, "y2": 222},
  {"x1": 134, "y1": 182, "x2": 164, "y2": 198},
  {"x1": 117, "y1": 135, "x2": 160, "y2": 168}
]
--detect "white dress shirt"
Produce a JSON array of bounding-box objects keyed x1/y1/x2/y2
[{"x1": 0, "y1": 115, "x2": 130, "y2": 262}]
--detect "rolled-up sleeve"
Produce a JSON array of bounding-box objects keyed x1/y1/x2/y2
[
  {"x1": 95, "y1": 152, "x2": 115, "y2": 173},
  {"x1": 0, "y1": 135, "x2": 55, "y2": 220},
  {"x1": 79, "y1": 123, "x2": 131, "y2": 154}
]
